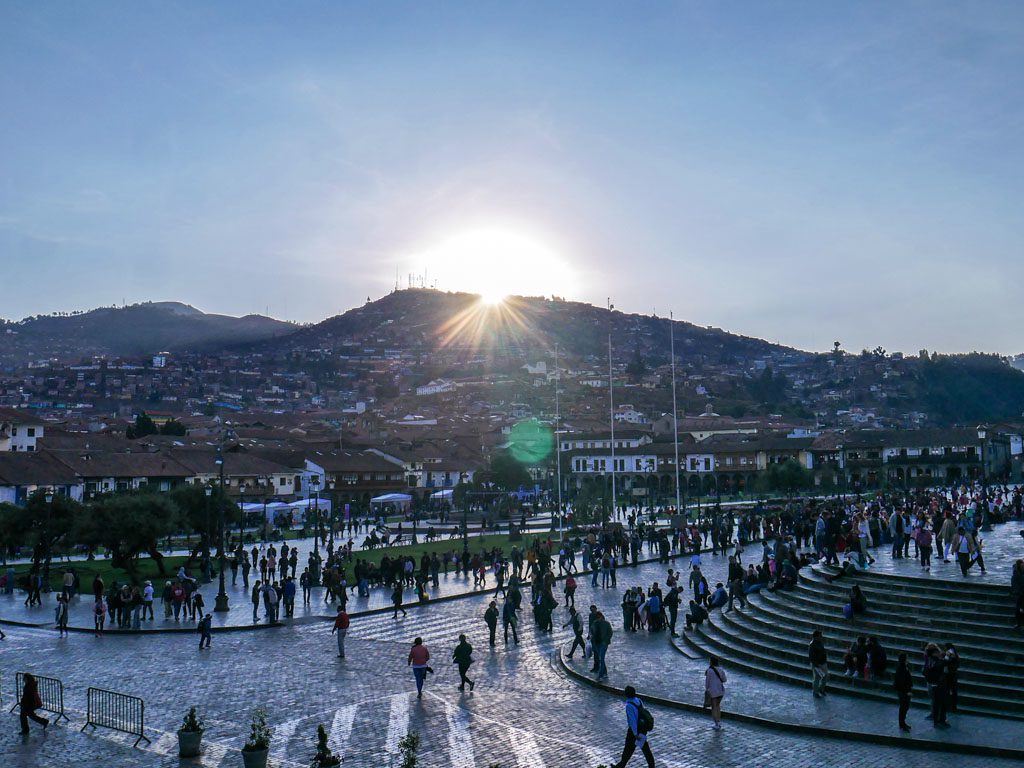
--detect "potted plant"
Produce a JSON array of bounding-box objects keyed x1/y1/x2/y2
[
  {"x1": 241, "y1": 707, "x2": 272, "y2": 768},
  {"x1": 310, "y1": 723, "x2": 341, "y2": 768},
  {"x1": 178, "y1": 706, "x2": 204, "y2": 758}
]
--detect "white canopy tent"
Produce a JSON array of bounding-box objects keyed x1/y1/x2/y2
[
  {"x1": 429, "y1": 489, "x2": 454, "y2": 500},
  {"x1": 369, "y1": 492, "x2": 412, "y2": 511}
]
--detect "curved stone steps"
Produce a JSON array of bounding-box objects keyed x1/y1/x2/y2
[
  {"x1": 751, "y1": 589, "x2": 1024, "y2": 667},
  {"x1": 717, "y1": 606, "x2": 1024, "y2": 702},
  {"x1": 757, "y1": 585, "x2": 1024, "y2": 650},
  {"x1": 786, "y1": 577, "x2": 1011, "y2": 630},
  {"x1": 799, "y1": 570, "x2": 1015, "y2": 616},
  {"x1": 683, "y1": 619, "x2": 1024, "y2": 721},
  {"x1": 814, "y1": 564, "x2": 1014, "y2": 599}
]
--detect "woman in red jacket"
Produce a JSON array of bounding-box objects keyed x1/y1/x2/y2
[{"x1": 408, "y1": 637, "x2": 431, "y2": 699}]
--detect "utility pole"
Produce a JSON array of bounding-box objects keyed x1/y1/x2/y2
[
  {"x1": 607, "y1": 298, "x2": 617, "y2": 523},
  {"x1": 670, "y1": 312, "x2": 681, "y2": 517}
]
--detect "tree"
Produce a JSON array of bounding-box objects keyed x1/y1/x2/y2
[
  {"x1": 13, "y1": 492, "x2": 84, "y2": 580},
  {"x1": 126, "y1": 412, "x2": 159, "y2": 439},
  {"x1": 169, "y1": 484, "x2": 237, "y2": 563},
  {"x1": 160, "y1": 418, "x2": 187, "y2": 436},
  {"x1": 488, "y1": 451, "x2": 532, "y2": 492},
  {"x1": 75, "y1": 494, "x2": 180, "y2": 581}
]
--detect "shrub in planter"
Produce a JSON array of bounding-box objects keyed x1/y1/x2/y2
[
  {"x1": 178, "y1": 706, "x2": 204, "y2": 758},
  {"x1": 241, "y1": 708, "x2": 272, "y2": 768},
  {"x1": 310, "y1": 723, "x2": 341, "y2": 768}
]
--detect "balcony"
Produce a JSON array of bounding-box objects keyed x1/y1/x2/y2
[{"x1": 887, "y1": 453, "x2": 979, "y2": 465}]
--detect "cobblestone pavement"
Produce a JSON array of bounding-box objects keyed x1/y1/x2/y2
[{"x1": 3, "y1": 532, "x2": 1021, "y2": 768}]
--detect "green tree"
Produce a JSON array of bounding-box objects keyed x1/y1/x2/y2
[
  {"x1": 160, "y1": 418, "x2": 187, "y2": 436},
  {"x1": 168, "y1": 484, "x2": 237, "y2": 563},
  {"x1": 75, "y1": 494, "x2": 180, "y2": 581},
  {"x1": 488, "y1": 451, "x2": 532, "y2": 491},
  {"x1": 126, "y1": 412, "x2": 159, "y2": 439}
]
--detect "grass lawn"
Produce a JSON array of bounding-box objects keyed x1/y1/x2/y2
[
  {"x1": 5, "y1": 554, "x2": 195, "y2": 592},
  {"x1": 4, "y1": 529, "x2": 561, "y2": 590}
]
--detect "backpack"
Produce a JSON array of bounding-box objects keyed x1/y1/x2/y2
[{"x1": 635, "y1": 700, "x2": 655, "y2": 733}]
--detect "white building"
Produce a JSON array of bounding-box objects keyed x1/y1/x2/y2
[
  {"x1": 415, "y1": 379, "x2": 456, "y2": 396},
  {"x1": 0, "y1": 408, "x2": 45, "y2": 452}
]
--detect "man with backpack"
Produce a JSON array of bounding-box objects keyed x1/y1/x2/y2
[{"x1": 611, "y1": 685, "x2": 655, "y2": 768}]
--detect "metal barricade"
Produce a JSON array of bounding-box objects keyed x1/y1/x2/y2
[
  {"x1": 82, "y1": 687, "x2": 151, "y2": 747},
  {"x1": 8, "y1": 672, "x2": 70, "y2": 723}
]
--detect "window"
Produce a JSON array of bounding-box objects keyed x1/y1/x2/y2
[
  {"x1": 280, "y1": 477, "x2": 288, "y2": 486},
  {"x1": 27, "y1": 428, "x2": 35, "y2": 437},
  {"x1": 26, "y1": 445, "x2": 34, "y2": 452},
  {"x1": 10, "y1": 427, "x2": 16, "y2": 436}
]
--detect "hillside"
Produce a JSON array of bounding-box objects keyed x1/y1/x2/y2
[
  {"x1": 0, "y1": 302, "x2": 293, "y2": 364},
  {"x1": 257, "y1": 289, "x2": 795, "y2": 365}
]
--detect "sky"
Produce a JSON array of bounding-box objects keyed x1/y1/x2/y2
[{"x1": 2, "y1": 1, "x2": 1022, "y2": 354}]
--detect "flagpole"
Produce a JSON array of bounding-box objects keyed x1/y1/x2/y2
[
  {"x1": 554, "y1": 343, "x2": 563, "y2": 542},
  {"x1": 670, "y1": 312, "x2": 681, "y2": 517},
  {"x1": 608, "y1": 298, "x2": 616, "y2": 523}
]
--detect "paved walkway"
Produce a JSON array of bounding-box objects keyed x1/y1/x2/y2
[
  {"x1": 3, "y1": 553, "x2": 1017, "y2": 768},
  {"x1": 559, "y1": 517, "x2": 1024, "y2": 757}
]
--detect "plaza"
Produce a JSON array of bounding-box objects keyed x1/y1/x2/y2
[{"x1": 2, "y1": 513, "x2": 1022, "y2": 768}]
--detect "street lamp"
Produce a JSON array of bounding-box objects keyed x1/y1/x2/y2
[
  {"x1": 238, "y1": 483, "x2": 246, "y2": 550},
  {"x1": 977, "y1": 425, "x2": 990, "y2": 531},
  {"x1": 203, "y1": 486, "x2": 213, "y2": 582},
  {"x1": 310, "y1": 476, "x2": 322, "y2": 585},
  {"x1": 460, "y1": 473, "x2": 469, "y2": 548},
  {"x1": 327, "y1": 479, "x2": 336, "y2": 548},
  {"x1": 43, "y1": 491, "x2": 54, "y2": 591},
  {"x1": 213, "y1": 448, "x2": 229, "y2": 612}
]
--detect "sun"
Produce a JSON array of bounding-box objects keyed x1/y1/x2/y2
[{"x1": 405, "y1": 226, "x2": 576, "y2": 302}]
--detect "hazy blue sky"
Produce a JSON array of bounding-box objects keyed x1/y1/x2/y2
[{"x1": 2, "y1": 2, "x2": 1022, "y2": 353}]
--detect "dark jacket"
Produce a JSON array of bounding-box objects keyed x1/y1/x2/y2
[
  {"x1": 452, "y1": 640, "x2": 473, "y2": 668},
  {"x1": 894, "y1": 664, "x2": 913, "y2": 696},
  {"x1": 808, "y1": 637, "x2": 827, "y2": 666}
]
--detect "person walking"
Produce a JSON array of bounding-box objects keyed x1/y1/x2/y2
[
  {"x1": 484, "y1": 601, "x2": 499, "y2": 647},
  {"x1": 704, "y1": 656, "x2": 727, "y2": 730},
  {"x1": 563, "y1": 607, "x2": 585, "y2": 658},
  {"x1": 250, "y1": 581, "x2": 262, "y2": 623},
  {"x1": 452, "y1": 634, "x2": 475, "y2": 692},
  {"x1": 591, "y1": 611, "x2": 613, "y2": 679},
  {"x1": 197, "y1": 613, "x2": 212, "y2": 649},
  {"x1": 610, "y1": 685, "x2": 654, "y2": 768},
  {"x1": 502, "y1": 597, "x2": 519, "y2": 645},
  {"x1": 408, "y1": 637, "x2": 431, "y2": 699},
  {"x1": 55, "y1": 594, "x2": 69, "y2": 638},
  {"x1": 142, "y1": 580, "x2": 155, "y2": 621},
  {"x1": 392, "y1": 583, "x2": 407, "y2": 619},
  {"x1": 18, "y1": 673, "x2": 49, "y2": 734},
  {"x1": 93, "y1": 597, "x2": 106, "y2": 636},
  {"x1": 808, "y1": 629, "x2": 828, "y2": 698},
  {"x1": 894, "y1": 652, "x2": 914, "y2": 731},
  {"x1": 331, "y1": 606, "x2": 349, "y2": 658}
]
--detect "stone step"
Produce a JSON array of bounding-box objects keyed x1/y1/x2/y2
[
  {"x1": 796, "y1": 571, "x2": 1015, "y2": 619},
  {"x1": 766, "y1": 582, "x2": 1018, "y2": 639},
  {"x1": 803, "y1": 566, "x2": 1014, "y2": 608},
  {"x1": 751, "y1": 589, "x2": 1024, "y2": 666},
  {"x1": 719, "y1": 604, "x2": 1024, "y2": 695},
  {"x1": 683, "y1": 620, "x2": 1024, "y2": 721},
  {"x1": 815, "y1": 564, "x2": 1014, "y2": 599}
]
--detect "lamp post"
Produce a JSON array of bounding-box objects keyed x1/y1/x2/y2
[
  {"x1": 203, "y1": 486, "x2": 213, "y2": 582},
  {"x1": 977, "y1": 425, "x2": 990, "y2": 531},
  {"x1": 327, "y1": 480, "x2": 336, "y2": 548},
  {"x1": 460, "y1": 473, "x2": 469, "y2": 548},
  {"x1": 214, "y1": 449, "x2": 229, "y2": 612},
  {"x1": 43, "y1": 491, "x2": 54, "y2": 591},
  {"x1": 238, "y1": 483, "x2": 246, "y2": 552},
  {"x1": 310, "y1": 476, "x2": 321, "y2": 585}
]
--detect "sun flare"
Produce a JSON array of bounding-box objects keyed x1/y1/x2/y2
[{"x1": 405, "y1": 226, "x2": 576, "y2": 303}]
